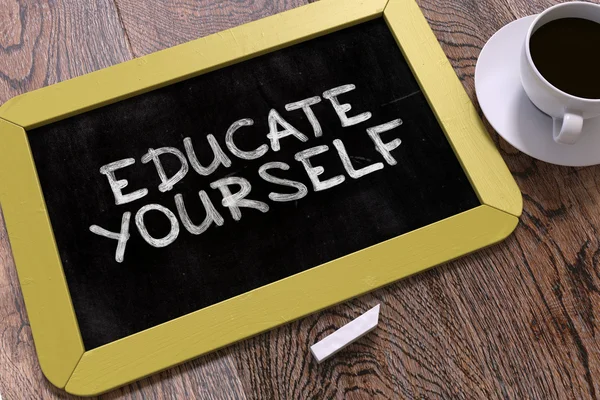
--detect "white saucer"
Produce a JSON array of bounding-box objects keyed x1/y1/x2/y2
[{"x1": 475, "y1": 15, "x2": 600, "y2": 167}]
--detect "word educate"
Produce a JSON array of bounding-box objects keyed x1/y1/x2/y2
[{"x1": 90, "y1": 84, "x2": 404, "y2": 262}]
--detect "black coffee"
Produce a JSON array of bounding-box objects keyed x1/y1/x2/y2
[{"x1": 530, "y1": 17, "x2": 600, "y2": 99}]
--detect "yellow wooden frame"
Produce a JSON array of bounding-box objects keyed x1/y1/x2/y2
[{"x1": 0, "y1": 0, "x2": 521, "y2": 395}]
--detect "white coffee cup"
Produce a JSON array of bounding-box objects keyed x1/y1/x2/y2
[{"x1": 520, "y1": 1, "x2": 600, "y2": 145}]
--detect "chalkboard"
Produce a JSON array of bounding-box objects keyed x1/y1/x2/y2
[{"x1": 27, "y1": 17, "x2": 479, "y2": 350}]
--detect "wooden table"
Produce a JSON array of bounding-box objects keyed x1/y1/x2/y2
[{"x1": 1, "y1": 0, "x2": 599, "y2": 398}]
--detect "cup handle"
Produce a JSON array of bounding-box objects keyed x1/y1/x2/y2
[{"x1": 553, "y1": 112, "x2": 584, "y2": 145}]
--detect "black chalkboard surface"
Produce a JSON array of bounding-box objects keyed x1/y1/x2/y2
[{"x1": 28, "y1": 18, "x2": 479, "y2": 350}]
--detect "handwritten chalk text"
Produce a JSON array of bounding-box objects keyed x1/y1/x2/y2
[{"x1": 89, "y1": 84, "x2": 405, "y2": 262}]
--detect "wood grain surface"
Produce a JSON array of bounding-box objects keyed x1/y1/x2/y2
[
  {"x1": 112, "y1": 0, "x2": 307, "y2": 56},
  {"x1": 1, "y1": 0, "x2": 600, "y2": 398}
]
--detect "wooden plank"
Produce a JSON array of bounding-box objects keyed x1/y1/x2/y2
[
  {"x1": 113, "y1": 0, "x2": 309, "y2": 56},
  {"x1": 98, "y1": 350, "x2": 247, "y2": 400},
  {"x1": 0, "y1": 0, "x2": 132, "y2": 105}
]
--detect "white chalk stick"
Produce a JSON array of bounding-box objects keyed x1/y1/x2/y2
[{"x1": 311, "y1": 304, "x2": 380, "y2": 363}]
